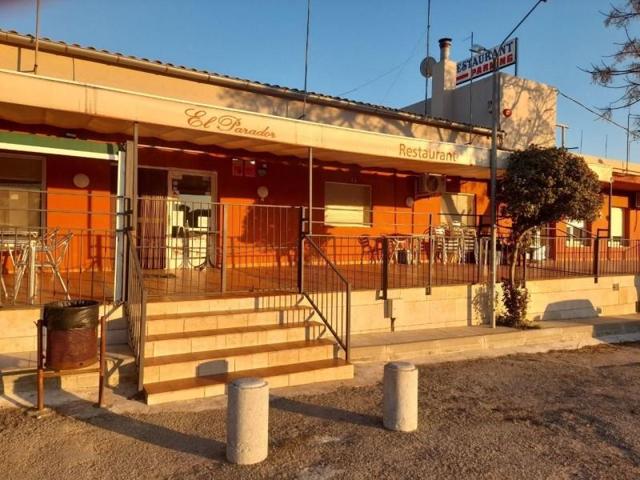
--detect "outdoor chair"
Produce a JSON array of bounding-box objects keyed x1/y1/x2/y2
[
  {"x1": 431, "y1": 226, "x2": 447, "y2": 263},
  {"x1": 36, "y1": 231, "x2": 73, "y2": 300},
  {"x1": 12, "y1": 230, "x2": 73, "y2": 302},
  {"x1": 461, "y1": 228, "x2": 477, "y2": 263},
  {"x1": 358, "y1": 235, "x2": 378, "y2": 264},
  {"x1": 444, "y1": 224, "x2": 464, "y2": 263}
]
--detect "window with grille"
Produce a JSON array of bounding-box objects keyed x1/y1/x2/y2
[
  {"x1": 0, "y1": 155, "x2": 43, "y2": 229},
  {"x1": 565, "y1": 219, "x2": 590, "y2": 247},
  {"x1": 324, "y1": 182, "x2": 372, "y2": 227}
]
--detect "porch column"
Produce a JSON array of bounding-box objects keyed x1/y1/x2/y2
[
  {"x1": 118, "y1": 126, "x2": 139, "y2": 302},
  {"x1": 125, "y1": 123, "x2": 139, "y2": 232},
  {"x1": 114, "y1": 148, "x2": 127, "y2": 302},
  {"x1": 308, "y1": 147, "x2": 313, "y2": 235}
]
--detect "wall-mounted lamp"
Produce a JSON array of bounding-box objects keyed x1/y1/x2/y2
[
  {"x1": 405, "y1": 196, "x2": 415, "y2": 208},
  {"x1": 73, "y1": 173, "x2": 90, "y2": 188},
  {"x1": 257, "y1": 186, "x2": 269, "y2": 201}
]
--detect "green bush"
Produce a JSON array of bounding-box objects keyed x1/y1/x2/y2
[{"x1": 497, "y1": 280, "x2": 530, "y2": 328}]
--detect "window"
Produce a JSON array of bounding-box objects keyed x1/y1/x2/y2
[
  {"x1": 0, "y1": 155, "x2": 43, "y2": 229},
  {"x1": 441, "y1": 193, "x2": 475, "y2": 226},
  {"x1": 610, "y1": 207, "x2": 626, "y2": 246},
  {"x1": 324, "y1": 182, "x2": 371, "y2": 227},
  {"x1": 565, "y1": 219, "x2": 590, "y2": 247}
]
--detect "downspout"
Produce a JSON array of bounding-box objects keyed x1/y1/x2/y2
[{"x1": 33, "y1": 0, "x2": 40, "y2": 74}]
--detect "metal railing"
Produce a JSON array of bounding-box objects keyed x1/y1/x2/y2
[
  {"x1": 125, "y1": 229, "x2": 147, "y2": 392},
  {"x1": 136, "y1": 197, "x2": 302, "y2": 298},
  {"x1": 299, "y1": 235, "x2": 351, "y2": 361},
  {"x1": 0, "y1": 188, "x2": 121, "y2": 307},
  {"x1": 504, "y1": 234, "x2": 640, "y2": 283},
  {"x1": 309, "y1": 228, "x2": 483, "y2": 297}
]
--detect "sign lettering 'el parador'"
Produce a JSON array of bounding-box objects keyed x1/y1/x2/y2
[{"x1": 184, "y1": 108, "x2": 276, "y2": 138}]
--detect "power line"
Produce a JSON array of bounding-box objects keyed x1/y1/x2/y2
[
  {"x1": 558, "y1": 90, "x2": 631, "y2": 133},
  {"x1": 381, "y1": 28, "x2": 430, "y2": 104},
  {"x1": 337, "y1": 27, "x2": 427, "y2": 99}
]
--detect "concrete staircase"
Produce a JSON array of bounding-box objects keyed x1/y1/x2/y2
[{"x1": 142, "y1": 294, "x2": 354, "y2": 405}]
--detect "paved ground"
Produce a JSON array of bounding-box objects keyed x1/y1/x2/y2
[{"x1": 1, "y1": 343, "x2": 639, "y2": 480}]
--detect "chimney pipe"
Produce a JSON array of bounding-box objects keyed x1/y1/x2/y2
[{"x1": 438, "y1": 38, "x2": 452, "y2": 61}]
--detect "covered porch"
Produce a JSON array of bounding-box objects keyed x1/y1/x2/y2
[{"x1": 0, "y1": 66, "x2": 506, "y2": 307}]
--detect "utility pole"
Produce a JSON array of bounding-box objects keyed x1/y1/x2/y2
[
  {"x1": 488, "y1": 0, "x2": 548, "y2": 329},
  {"x1": 423, "y1": 0, "x2": 432, "y2": 117}
]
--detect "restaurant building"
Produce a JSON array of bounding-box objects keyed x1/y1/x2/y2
[{"x1": 1, "y1": 31, "x2": 639, "y2": 404}]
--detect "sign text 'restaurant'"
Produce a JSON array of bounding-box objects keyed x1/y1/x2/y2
[
  {"x1": 456, "y1": 38, "x2": 517, "y2": 85},
  {"x1": 399, "y1": 143, "x2": 459, "y2": 162}
]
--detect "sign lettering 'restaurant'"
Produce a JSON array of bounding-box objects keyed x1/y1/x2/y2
[
  {"x1": 184, "y1": 108, "x2": 276, "y2": 138},
  {"x1": 456, "y1": 38, "x2": 517, "y2": 85},
  {"x1": 399, "y1": 143, "x2": 459, "y2": 162}
]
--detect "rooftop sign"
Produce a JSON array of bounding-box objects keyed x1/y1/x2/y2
[{"x1": 455, "y1": 38, "x2": 517, "y2": 85}]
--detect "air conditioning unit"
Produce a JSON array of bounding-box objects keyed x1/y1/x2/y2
[
  {"x1": 416, "y1": 174, "x2": 446, "y2": 197},
  {"x1": 634, "y1": 192, "x2": 640, "y2": 209}
]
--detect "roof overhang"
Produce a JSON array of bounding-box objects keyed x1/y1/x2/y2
[{"x1": 0, "y1": 69, "x2": 508, "y2": 179}]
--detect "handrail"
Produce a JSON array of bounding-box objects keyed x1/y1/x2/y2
[
  {"x1": 125, "y1": 229, "x2": 147, "y2": 392},
  {"x1": 300, "y1": 235, "x2": 351, "y2": 362}
]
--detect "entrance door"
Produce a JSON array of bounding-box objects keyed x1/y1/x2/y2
[{"x1": 166, "y1": 171, "x2": 218, "y2": 269}]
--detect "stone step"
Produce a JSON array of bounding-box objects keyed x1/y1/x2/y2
[
  {"x1": 142, "y1": 339, "x2": 335, "y2": 383},
  {"x1": 145, "y1": 305, "x2": 314, "y2": 336},
  {"x1": 144, "y1": 358, "x2": 354, "y2": 405},
  {"x1": 0, "y1": 345, "x2": 136, "y2": 396},
  {"x1": 146, "y1": 292, "x2": 305, "y2": 316},
  {"x1": 144, "y1": 321, "x2": 326, "y2": 358}
]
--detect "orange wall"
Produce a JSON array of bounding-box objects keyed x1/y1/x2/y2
[
  {"x1": 45, "y1": 155, "x2": 115, "y2": 272},
  {"x1": 138, "y1": 147, "x2": 490, "y2": 234},
  {"x1": 137, "y1": 147, "x2": 491, "y2": 267}
]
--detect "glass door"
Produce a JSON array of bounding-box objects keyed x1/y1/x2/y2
[{"x1": 166, "y1": 171, "x2": 217, "y2": 270}]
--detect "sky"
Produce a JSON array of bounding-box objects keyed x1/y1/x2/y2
[{"x1": 0, "y1": 0, "x2": 638, "y2": 161}]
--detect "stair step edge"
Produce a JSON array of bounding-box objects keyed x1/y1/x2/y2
[
  {"x1": 146, "y1": 321, "x2": 324, "y2": 342},
  {"x1": 147, "y1": 305, "x2": 313, "y2": 321},
  {"x1": 144, "y1": 358, "x2": 352, "y2": 395},
  {"x1": 143, "y1": 338, "x2": 335, "y2": 366}
]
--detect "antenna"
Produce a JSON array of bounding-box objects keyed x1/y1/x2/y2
[
  {"x1": 469, "y1": 32, "x2": 474, "y2": 135},
  {"x1": 34, "y1": 0, "x2": 41, "y2": 74},
  {"x1": 423, "y1": 0, "x2": 432, "y2": 117},
  {"x1": 300, "y1": 0, "x2": 311, "y2": 119},
  {"x1": 579, "y1": 129, "x2": 583, "y2": 153}
]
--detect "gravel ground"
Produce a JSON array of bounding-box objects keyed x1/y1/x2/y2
[{"x1": 2, "y1": 343, "x2": 640, "y2": 480}]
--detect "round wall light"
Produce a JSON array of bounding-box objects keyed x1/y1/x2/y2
[
  {"x1": 405, "y1": 196, "x2": 415, "y2": 208},
  {"x1": 257, "y1": 186, "x2": 269, "y2": 200},
  {"x1": 73, "y1": 173, "x2": 90, "y2": 188}
]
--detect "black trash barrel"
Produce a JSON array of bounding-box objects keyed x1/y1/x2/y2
[{"x1": 43, "y1": 300, "x2": 100, "y2": 370}]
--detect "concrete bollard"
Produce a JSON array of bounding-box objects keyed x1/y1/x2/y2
[
  {"x1": 226, "y1": 377, "x2": 269, "y2": 465},
  {"x1": 383, "y1": 361, "x2": 418, "y2": 432}
]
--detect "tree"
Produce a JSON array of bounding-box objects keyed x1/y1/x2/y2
[
  {"x1": 498, "y1": 146, "x2": 603, "y2": 326},
  {"x1": 588, "y1": 1, "x2": 640, "y2": 114}
]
